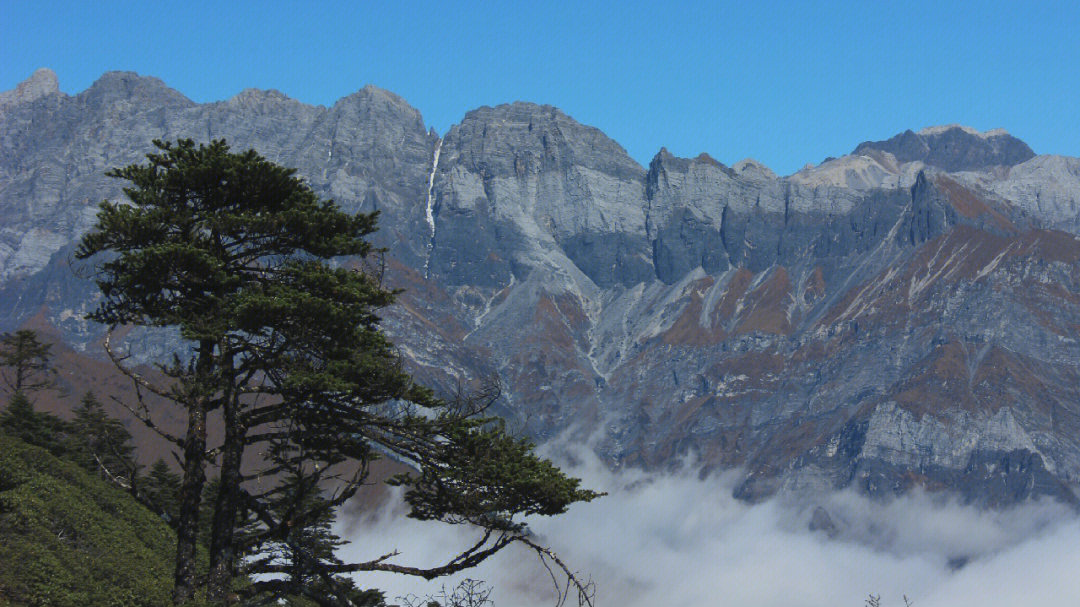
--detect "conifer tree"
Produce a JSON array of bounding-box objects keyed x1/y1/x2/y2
[
  {"x1": 0, "y1": 391, "x2": 67, "y2": 454},
  {"x1": 0, "y1": 329, "x2": 66, "y2": 453},
  {"x1": 0, "y1": 329, "x2": 56, "y2": 395},
  {"x1": 141, "y1": 459, "x2": 183, "y2": 524},
  {"x1": 66, "y1": 391, "x2": 138, "y2": 483},
  {"x1": 77, "y1": 139, "x2": 599, "y2": 606},
  {"x1": 0, "y1": 328, "x2": 64, "y2": 454}
]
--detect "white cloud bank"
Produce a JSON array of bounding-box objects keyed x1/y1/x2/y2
[{"x1": 337, "y1": 447, "x2": 1080, "y2": 607}]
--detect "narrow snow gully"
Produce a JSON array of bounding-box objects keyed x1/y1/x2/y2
[{"x1": 423, "y1": 138, "x2": 443, "y2": 279}]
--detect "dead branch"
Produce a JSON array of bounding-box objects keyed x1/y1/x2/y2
[
  {"x1": 515, "y1": 535, "x2": 596, "y2": 607},
  {"x1": 102, "y1": 327, "x2": 184, "y2": 446}
]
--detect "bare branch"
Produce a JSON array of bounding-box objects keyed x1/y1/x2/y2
[
  {"x1": 515, "y1": 536, "x2": 596, "y2": 607},
  {"x1": 101, "y1": 327, "x2": 186, "y2": 446},
  {"x1": 103, "y1": 328, "x2": 176, "y2": 400},
  {"x1": 107, "y1": 393, "x2": 182, "y2": 446}
]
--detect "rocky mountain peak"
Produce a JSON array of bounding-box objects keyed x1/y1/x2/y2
[
  {"x1": 443, "y1": 101, "x2": 642, "y2": 179},
  {"x1": 732, "y1": 158, "x2": 776, "y2": 180},
  {"x1": 853, "y1": 125, "x2": 1035, "y2": 173},
  {"x1": 343, "y1": 84, "x2": 419, "y2": 112},
  {"x1": 228, "y1": 87, "x2": 289, "y2": 104},
  {"x1": 917, "y1": 124, "x2": 1011, "y2": 139},
  {"x1": 327, "y1": 84, "x2": 427, "y2": 134},
  {"x1": 79, "y1": 71, "x2": 193, "y2": 109},
  {"x1": 220, "y1": 88, "x2": 312, "y2": 120},
  {"x1": 0, "y1": 68, "x2": 61, "y2": 109},
  {"x1": 648, "y1": 146, "x2": 684, "y2": 170},
  {"x1": 694, "y1": 152, "x2": 723, "y2": 167},
  {"x1": 789, "y1": 152, "x2": 909, "y2": 190},
  {"x1": 648, "y1": 148, "x2": 738, "y2": 185}
]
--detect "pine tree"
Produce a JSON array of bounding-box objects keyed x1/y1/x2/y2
[
  {"x1": 256, "y1": 469, "x2": 346, "y2": 589},
  {"x1": 141, "y1": 459, "x2": 182, "y2": 525},
  {"x1": 0, "y1": 391, "x2": 67, "y2": 454},
  {"x1": 0, "y1": 328, "x2": 64, "y2": 454},
  {"x1": 66, "y1": 391, "x2": 138, "y2": 482},
  {"x1": 0, "y1": 329, "x2": 56, "y2": 395},
  {"x1": 77, "y1": 139, "x2": 599, "y2": 605},
  {"x1": 0, "y1": 329, "x2": 65, "y2": 454}
]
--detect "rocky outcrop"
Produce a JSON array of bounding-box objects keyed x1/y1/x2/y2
[
  {"x1": 853, "y1": 125, "x2": 1035, "y2": 172},
  {"x1": 954, "y1": 154, "x2": 1080, "y2": 234},
  {"x1": 0, "y1": 68, "x2": 59, "y2": 110},
  {"x1": 432, "y1": 102, "x2": 650, "y2": 289},
  {"x1": 3, "y1": 69, "x2": 1080, "y2": 507}
]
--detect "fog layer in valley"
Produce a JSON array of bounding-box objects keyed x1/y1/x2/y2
[{"x1": 338, "y1": 444, "x2": 1080, "y2": 606}]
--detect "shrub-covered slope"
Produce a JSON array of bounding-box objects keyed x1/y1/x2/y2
[{"x1": 0, "y1": 433, "x2": 174, "y2": 607}]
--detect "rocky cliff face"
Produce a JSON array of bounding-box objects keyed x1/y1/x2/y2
[
  {"x1": 3, "y1": 70, "x2": 1079, "y2": 507},
  {"x1": 853, "y1": 125, "x2": 1036, "y2": 173}
]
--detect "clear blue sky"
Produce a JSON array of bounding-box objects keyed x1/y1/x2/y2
[{"x1": 3, "y1": 1, "x2": 1078, "y2": 175}]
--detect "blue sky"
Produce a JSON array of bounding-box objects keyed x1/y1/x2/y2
[{"x1": 3, "y1": 1, "x2": 1077, "y2": 175}]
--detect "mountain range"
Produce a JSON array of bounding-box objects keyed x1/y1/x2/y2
[{"x1": 3, "y1": 68, "x2": 1080, "y2": 507}]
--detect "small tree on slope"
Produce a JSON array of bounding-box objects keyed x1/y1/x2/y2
[
  {"x1": 0, "y1": 329, "x2": 56, "y2": 396},
  {"x1": 76, "y1": 139, "x2": 599, "y2": 606},
  {"x1": 0, "y1": 330, "x2": 65, "y2": 455}
]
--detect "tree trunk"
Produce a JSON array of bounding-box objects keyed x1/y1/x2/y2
[
  {"x1": 207, "y1": 375, "x2": 245, "y2": 602},
  {"x1": 172, "y1": 399, "x2": 208, "y2": 603},
  {"x1": 172, "y1": 341, "x2": 213, "y2": 604}
]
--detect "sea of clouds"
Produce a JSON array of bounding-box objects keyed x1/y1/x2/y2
[{"x1": 338, "y1": 444, "x2": 1080, "y2": 607}]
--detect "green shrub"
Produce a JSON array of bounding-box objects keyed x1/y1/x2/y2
[{"x1": 0, "y1": 434, "x2": 174, "y2": 606}]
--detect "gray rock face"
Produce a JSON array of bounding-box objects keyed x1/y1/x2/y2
[
  {"x1": 954, "y1": 154, "x2": 1080, "y2": 234},
  {"x1": 0, "y1": 72, "x2": 435, "y2": 283},
  {"x1": 432, "y1": 102, "x2": 650, "y2": 289},
  {"x1": 853, "y1": 125, "x2": 1035, "y2": 172},
  {"x1": 3, "y1": 69, "x2": 1080, "y2": 507},
  {"x1": 644, "y1": 148, "x2": 916, "y2": 282},
  {"x1": 0, "y1": 68, "x2": 59, "y2": 110}
]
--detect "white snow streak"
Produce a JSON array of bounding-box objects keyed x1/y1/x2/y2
[{"x1": 423, "y1": 139, "x2": 443, "y2": 278}]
